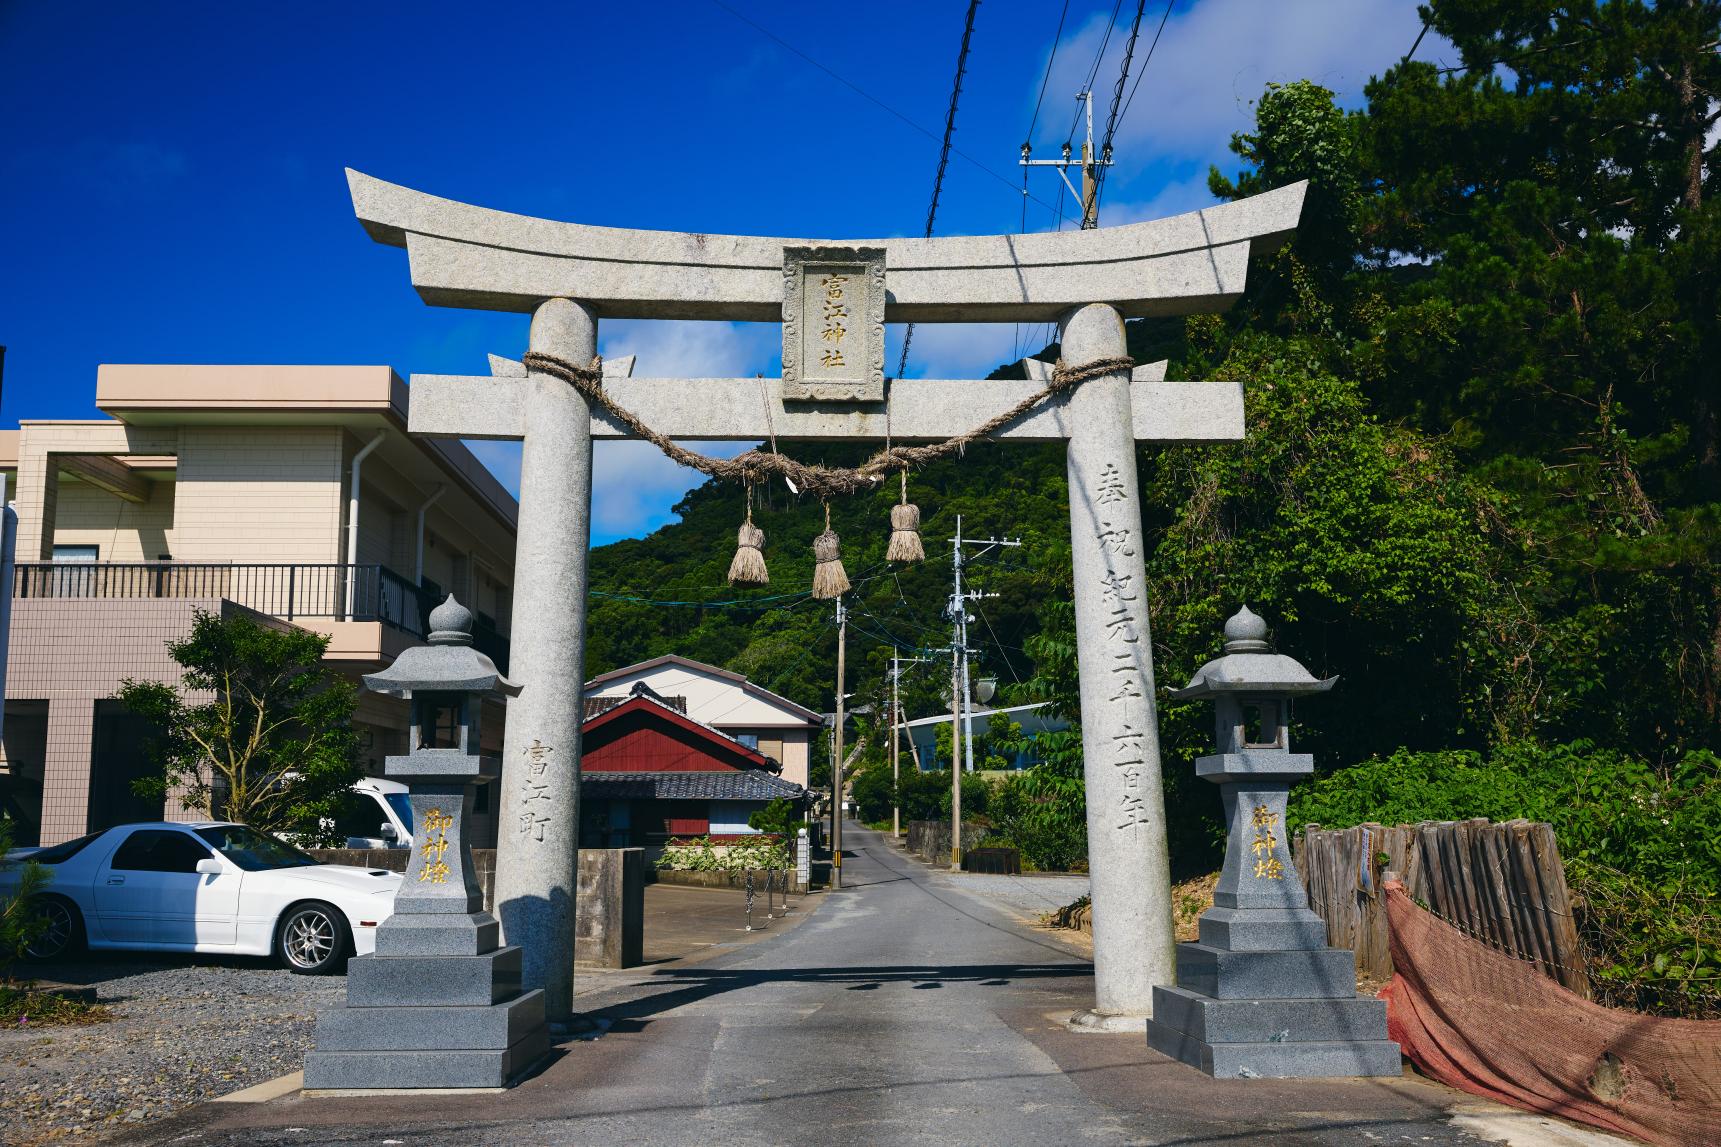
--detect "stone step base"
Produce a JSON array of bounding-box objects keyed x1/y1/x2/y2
[
  {"x1": 1148, "y1": 1021, "x2": 1401, "y2": 1079},
  {"x1": 375, "y1": 912, "x2": 501, "y2": 957},
  {"x1": 1151, "y1": 985, "x2": 1387, "y2": 1045},
  {"x1": 1175, "y1": 942, "x2": 1355, "y2": 1000},
  {"x1": 1197, "y1": 907, "x2": 1329, "y2": 952},
  {"x1": 304, "y1": 1027, "x2": 550, "y2": 1091},
  {"x1": 346, "y1": 945, "x2": 522, "y2": 1007},
  {"x1": 315, "y1": 989, "x2": 545, "y2": 1052}
]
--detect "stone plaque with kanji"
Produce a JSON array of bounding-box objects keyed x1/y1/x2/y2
[{"x1": 782, "y1": 245, "x2": 885, "y2": 402}]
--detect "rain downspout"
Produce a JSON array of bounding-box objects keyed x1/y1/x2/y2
[
  {"x1": 414, "y1": 484, "x2": 447, "y2": 586},
  {"x1": 344, "y1": 431, "x2": 387, "y2": 619}
]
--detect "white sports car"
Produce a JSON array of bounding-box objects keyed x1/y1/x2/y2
[{"x1": 3, "y1": 822, "x2": 401, "y2": 974}]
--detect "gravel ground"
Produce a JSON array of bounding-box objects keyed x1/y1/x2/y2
[
  {"x1": 0, "y1": 954, "x2": 342, "y2": 1146},
  {"x1": 936, "y1": 871, "x2": 1091, "y2": 915}
]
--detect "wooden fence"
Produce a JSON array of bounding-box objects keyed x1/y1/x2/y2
[{"x1": 1296, "y1": 818, "x2": 1588, "y2": 997}]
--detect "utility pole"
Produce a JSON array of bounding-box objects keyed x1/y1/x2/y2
[
  {"x1": 890, "y1": 652, "x2": 931, "y2": 839},
  {"x1": 945, "y1": 514, "x2": 1022, "y2": 871},
  {"x1": 831, "y1": 595, "x2": 846, "y2": 890},
  {"x1": 1020, "y1": 89, "x2": 1113, "y2": 230}
]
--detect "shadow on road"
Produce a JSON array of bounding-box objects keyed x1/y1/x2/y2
[{"x1": 591, "y1": 961, "x2": 1092, "y2": 1032}]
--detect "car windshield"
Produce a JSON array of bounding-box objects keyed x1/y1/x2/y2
[
  {"x1": 194, "y1": 825, "x2": 320, "y2": 871},
  {"x1": 384, "y1": 793, "x2": 414, "y2": 837}
]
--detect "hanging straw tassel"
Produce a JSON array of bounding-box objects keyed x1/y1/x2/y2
[
  {"x1": 886, "y1": 470, "x2": 925, "y2": 563},
  {"x1": 810, "y1": 503, "x2": 850, "y2": 599},
  {"x1": 727, "y1": 493, "x2": 769, "y2": 586}
]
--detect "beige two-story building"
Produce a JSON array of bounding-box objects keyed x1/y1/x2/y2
[{"x1": 0, "y1": 365, "x2": 518, "y2": 847}]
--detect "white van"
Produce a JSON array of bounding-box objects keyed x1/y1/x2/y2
[{"x1": 332, "y1": 778, "x2": 414, "y2": 849}]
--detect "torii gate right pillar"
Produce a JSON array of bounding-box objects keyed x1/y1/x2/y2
[{"x1": 1062, "y1": 302, "x2": 1175, "y2": 1029}]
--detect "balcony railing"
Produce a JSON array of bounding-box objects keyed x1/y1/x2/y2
[{"x1": 11, "y1": 562, "x2": 509, "y2": 672}]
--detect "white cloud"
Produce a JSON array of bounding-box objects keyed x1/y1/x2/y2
[
  {"x1": 598, "y1": 318, "x2": 779, "y2": 377},
  {"x1": 1031, "y1": 0, "x2": 1446, "y2": 172},
  {"x1": 1102, "y1": 169, "x2": 1223, "y2": 225},
  {"x1": 892, "y1": 322, "x2": 1026, "y2": 379},
  {"x1": 590, "y1": 319, "x2": 778, "y2": 541},
  {"x1": 461, "y1": 320, "x2": 779, "y2": 543}
]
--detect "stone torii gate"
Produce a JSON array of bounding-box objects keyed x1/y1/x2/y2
[{"x1": 346, "y1": 169, "x2": 1305, "y2": 1031}]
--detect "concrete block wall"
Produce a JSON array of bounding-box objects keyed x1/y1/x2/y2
[
  {"x1": 13, "y1": 422, "x2": 177, "y2": 560},
  {"x1": 50, "y1": 480, "x2": 176, "y2": 561},
  {"x1": 309, "y1": 847, "x2": 645, "y2": 969},
  {"x1": 173, "y1": 427, "x2": 344, "y2": 564},
  {"x1": 7, "y1": 597, "x2": 220, "y2": 843}
]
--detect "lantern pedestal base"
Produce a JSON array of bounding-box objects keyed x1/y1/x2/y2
[
  {"x1": 374, "y1": 910, "x2": 501, "y2": 957},
  {"x1": 305, "y1": 967, "x2": 550, "y2": 1091},
  {"x1": 1147, "y1": 939, "x2": 1400, "y2": 1079},
  {"x1": 1147, "y1": 986, "x2": 1400, "y2": 1079},
  {"x1": 305, "y1": 1024, "x2": 550, "y2": 1091}
]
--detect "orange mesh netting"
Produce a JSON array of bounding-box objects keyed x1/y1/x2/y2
[{"x1": 1380, "y1": 880, "x2": 1721, "y2": 1147}]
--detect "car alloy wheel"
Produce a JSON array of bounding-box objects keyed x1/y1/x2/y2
[
  {"x1": 279, "y1": 903, "x2": 345, "y2": 973},
  {"x1": 25, "y1": 898, "x2": 77, "y2": 960}
]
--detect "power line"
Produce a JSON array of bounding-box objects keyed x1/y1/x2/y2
[
  {"x1": 1095, "y1": 1, "x2": 1149, "y2": 179},
  {"x1": 1401, "y1": 19, "x2": 1431, "y2": 66},
  {"x1": 1068, "y1": 0, "x2": 1126, "y2": 145},
  {"x1": 1112, "y1": 1, "x2": 1176, "y2": 144},
  {"x1": 1026, "y1": 0, "x2": 1072, "y2": 143},
  {"x1": 974, "y1": 601, "x2": 1027, "y2": 687},
  {"x1": 1017, "y1": 0, "x2": 1073, "y2": 364},
  {"x1": 898, "y1": 0, "x2": 982, "y2": 380},
  {"x1": 1096, "y1": 0, "x2": 1176, "y2": 208},
  {"x1": 709, "y1": 0, "x2": 1061, "y2": 215}
]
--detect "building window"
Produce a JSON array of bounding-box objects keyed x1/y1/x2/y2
[
  {"x1": 736, "y1": 733, "x2": 759, "y2": 750},
  {"x1": 51, "y1": 544, "x2": 98, "y2": 563}
]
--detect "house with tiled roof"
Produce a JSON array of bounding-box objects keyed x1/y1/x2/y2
[
  {"x1": 584, "y1": 654, "x2": 822, "y2": 789},
  {"x1": 576, "y1": 683, "x2": 808, "y2": 850}
]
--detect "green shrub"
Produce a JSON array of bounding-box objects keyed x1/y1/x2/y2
[
  {"x1": 654, "y1": 835, "x2": 791, "y2": 872},
  {"x1": 987, "y1": 769, "x2": 1088, "y2": 872},
  {"x1": 0, "y1": 819, "x2": 48, "y2": 981}
]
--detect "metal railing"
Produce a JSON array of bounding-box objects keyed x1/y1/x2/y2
[{"x1": 11, "y1": 562, "x2": 511, "y2": 672}]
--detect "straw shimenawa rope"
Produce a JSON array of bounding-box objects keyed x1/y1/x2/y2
[{"x1": 520, "y1": 351, "x2": 1137, "y2": 500}]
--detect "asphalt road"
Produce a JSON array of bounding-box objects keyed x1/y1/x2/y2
[{"x1": 133, "y1": 824, "x2": 1505, "y2": 1146}]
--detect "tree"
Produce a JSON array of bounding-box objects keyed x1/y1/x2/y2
[
  {"x1": 746, "y1": 798, "x2": 801, "y2": 836},
  {"x1": 1355, "y1": 0, "x2": 1721, "y2": 753},
  {"x1": 118, "y1": 610, "x2": 361, "y2": 838}
]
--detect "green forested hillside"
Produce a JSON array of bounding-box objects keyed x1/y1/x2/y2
[{"x1": 588, "y1": 1, "x2": 1721, "y2": 872}]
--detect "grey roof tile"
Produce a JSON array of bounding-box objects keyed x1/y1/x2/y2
[{"x1": 581, "y1": 771, "x2": 806, "y2": 802}]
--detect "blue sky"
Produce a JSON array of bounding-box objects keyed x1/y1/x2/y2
[{"x1": 0, "y1": 1, "x2": 1440, "y2": 545}]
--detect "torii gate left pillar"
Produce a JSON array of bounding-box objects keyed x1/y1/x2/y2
[
  {"x1": 345, "y1": 169, "x2": 1305, "y2": 1029},
  {"x1": 490, "y1": 298, "x2": 596, "y2": 1026}
]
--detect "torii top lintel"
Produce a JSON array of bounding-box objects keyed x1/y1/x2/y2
[{"x1": 346, "y1": 170, "x2": 1307, "y2": 323}]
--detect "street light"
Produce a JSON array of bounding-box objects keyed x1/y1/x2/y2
[{"x1": 975, "y1": 677, "x2": 997, "y2": 705}]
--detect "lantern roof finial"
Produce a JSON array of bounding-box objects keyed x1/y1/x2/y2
[
  {"x1": 428, "y1": 594, "x2": 474, "y2": 646},
  {"x1": 1222, "y1": 605, "x2": 1270, "y2": 653}
]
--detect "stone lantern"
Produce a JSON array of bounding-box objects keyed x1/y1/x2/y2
[
  {"x1": 304, "y1": 595, "x2": 549, "y2": 1091},
  {"x1": 1145, "y1": 606, "x2": 1399, "y2": 1078}
]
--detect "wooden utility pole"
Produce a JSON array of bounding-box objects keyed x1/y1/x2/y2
[
  {"x1": 891, "y1": 656, "x2": 902, "y2": 839},
  {"x1": 831, "y1": 595, "x2": 846, "y2": 889},
  {"x1": 949, "y1": 641, "x2": 963, "y2": 871},
  {"x1": 944, "y1": 515, "x2": 1021, "y2": 870},
  {"x1": 1020, "y1": 90, "x2": 1110, "y2": 231}
]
